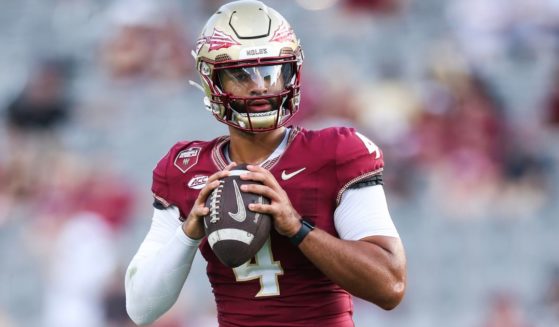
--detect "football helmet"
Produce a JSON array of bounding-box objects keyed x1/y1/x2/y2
[{"x1": 194, "y1": 0, "x2": 303, "y2": 132}]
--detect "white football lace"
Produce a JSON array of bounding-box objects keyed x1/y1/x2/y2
[{"x1": 209, "y1": 181, "x2": 224, "y2": 223}]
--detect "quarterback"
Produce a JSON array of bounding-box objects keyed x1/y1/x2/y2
[{"x1": 125, "y1": 1, "x2": 407, "y2": 326}]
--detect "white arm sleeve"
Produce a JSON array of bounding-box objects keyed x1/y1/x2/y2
[
  {"x1": 334, "y1": 185, "x2": 400, "y2": 240},
  {"x1": 125, "y1": 206, "x2": 200, "y2": 325}
]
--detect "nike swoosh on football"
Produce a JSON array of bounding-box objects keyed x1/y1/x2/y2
[
  {"x1": 281, "y1": 167, "x2": 306, "y2": 180},
  {"x1": 228, "y1": 179, "x2": 247, "y2": 222}
]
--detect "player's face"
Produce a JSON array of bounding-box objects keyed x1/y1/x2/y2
[{"x1": 217, "y1": 64, "x2": 291, "y2": 113}]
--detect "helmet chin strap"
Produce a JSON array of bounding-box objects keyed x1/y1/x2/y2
[
  {"x1": 203, "y1": 97, "x2": 212, "y2": 112},
  {"x1": 187, "y1": 80, "x2": 213, "y2": 113},
  {"x1": 188, "y1": 80, "x2": 205, "y2": 93}
]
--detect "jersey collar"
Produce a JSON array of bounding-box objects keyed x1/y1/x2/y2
[{"x1": 211, "y1": 126, "x2": 302, "y2": 170}]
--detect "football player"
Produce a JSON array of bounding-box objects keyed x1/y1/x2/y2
[{"x1": 125, "y1": 1, "x2": 407, "y2": 326}]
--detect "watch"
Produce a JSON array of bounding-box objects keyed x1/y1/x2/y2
[{"x1": 289, "y1": 219, "x2": 315, "y2": 246}]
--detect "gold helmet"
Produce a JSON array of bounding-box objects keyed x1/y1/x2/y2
[{"x1": 194, "y1": 0, "x2": 303, "y2": 132}]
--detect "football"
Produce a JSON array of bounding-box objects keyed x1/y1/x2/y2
[{"x1": 203, "y1": 164, "x2": 272, "y2": 268}]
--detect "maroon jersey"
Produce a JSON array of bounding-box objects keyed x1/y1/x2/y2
[{"x1": 152, "y1": 126, "x2": 384, "y2": 327}]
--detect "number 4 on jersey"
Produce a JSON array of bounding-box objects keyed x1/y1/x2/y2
[
  {"x1": 355, "y1": 132, "x2": 380, "y2": 159},
  {"x1": 233, "y1": 238, "x2": 283, "y2": 297}
]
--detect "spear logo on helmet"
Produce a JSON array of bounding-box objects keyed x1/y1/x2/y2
[
  {"x1": 197, "y1": 28, "x2": 241, "y2": 53},
  {"x1": 270, "y1": 22, "x2": 295, "y2": 43}
]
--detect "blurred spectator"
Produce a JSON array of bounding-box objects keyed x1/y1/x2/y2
[
  {"x1": 38, "y1": 157, "x2": 135, "y2": 327},
  {"x1": 417, "y1": 58, "x2": 509, "y2": 218},
  {"x1": 75, "y1": 170, "x2": 136, "y2": 231},
  {"x1": 150, "y1": 20, "x2": 194, "y2": 81},
  {"x1": 1, "y1": 141, "x2": 135, "y2": 327},
  {"x1": 352, "y1": 62, "x2": 422, "y2": 200},
  {"x1": 542, "y1": 267, "x2": 559, "y2": 324},
  {"x1": 289, "y1": 69, "x2": 323, "y2": 127},
  {"x1": 481, "y1": 292, "x2": 534, "y2": 327},
  {"x1": 446, "y1": 0, "x2": 512, "y2": 64},
  {"x1": 342, "y1": 0, "x2": 403, "y2": 16},
  {"x1": 1, "y1": 59, "x2": 73, "y2": 223},
  {"x1": 5, "y1": 58, "x2": 72, "y2": 134},
  {"x1": 201, "y1": 0, "x2": 227, "y2": 17},
  {"x1": 0, "y1": 309, "x2": 15, "y2": 327},
  {"x1": 101, "y1": 0, "x2": 192, "y2": 83},
  {"x1": 544, "y1": 65, "x2": 559, "y2": 128},
  {"x1": 354, "y1": 62, "x2": 422, "y2": 147},
  {"x1": 447, "y1": 0, "x2": 559, "y2": 66},
  {"x1": 103, "y1": 272, "x2": 136, "y2": 327},
  {"x1": 293, "y1": 68, "x2": 362, "y2": 130},
  {"x1": 506, "y1": 0, "x2": 559, "y2": 60},
  {"x1": 416, "y1": 56, "x2": 553, "y2": 219},
  {"x1": 496, "y1": 127, "x2": 552, "y2": 218},
  {"x1": 42, "y1": 211, "x2": 119, "y2": 327}
]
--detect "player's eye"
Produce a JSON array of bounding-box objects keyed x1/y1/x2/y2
[{"x1": 230, "y1": 69, "x2": 251, "y2": 82}]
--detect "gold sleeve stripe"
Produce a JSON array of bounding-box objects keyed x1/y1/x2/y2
[
  {"x1": 336, "y1": 168, "x2": 383, "y2": 205},
  {"x1": 153, "y1": 193, "x2": 171, "y2": 208}
]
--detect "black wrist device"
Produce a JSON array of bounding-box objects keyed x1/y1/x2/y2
[{"x1": 289, "y1": 219, "x2": 314, "y2": 246}]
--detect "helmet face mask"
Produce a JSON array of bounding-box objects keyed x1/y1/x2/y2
[{"x1": 194, "y1": 0, "x2": 303, "y2": 133}]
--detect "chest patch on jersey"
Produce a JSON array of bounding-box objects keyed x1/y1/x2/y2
[
  {"x1": 188, "y1": 175, "x2": 208, "y2": 189},
  {"x1": 174, "y1": 147, "x2": 201, "y2": 173}
]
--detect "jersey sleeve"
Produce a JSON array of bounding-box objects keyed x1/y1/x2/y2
[
  {"x1": 334, "y1": 127, "x2": 384, "y2": 204},
  {"x1": 151, "y1": 151, "x2": 172, "y2": 207},
  {"x1": 151, "y1": 147, "x2": 175, "y2": 208},
  {"x1": 334, "y1": 186, "x2": 399, "y2": 240}
]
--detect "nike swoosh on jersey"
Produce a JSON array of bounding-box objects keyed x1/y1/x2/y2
[
  {"x1": 281, "y1": 167, "x2": 306, "y2": 180},
  {"x1": 228, "y1": 180, "x2": 247, "y2": 222}
]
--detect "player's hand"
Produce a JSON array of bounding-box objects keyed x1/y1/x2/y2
[
  {"x1": 182, "y1": 162, "x2": 237, "y2": 239},
  {"x1": 239, "y1": 165, "x2": 302, "y2": 237}
]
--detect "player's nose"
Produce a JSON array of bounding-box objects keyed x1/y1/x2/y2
[{"x1": 249, "y1": 80, "x2": 268, "y2": 96}]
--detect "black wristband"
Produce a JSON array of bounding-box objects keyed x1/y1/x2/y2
[{"x1": 289, "y1": 219, "x2": 314, "y2": 246}]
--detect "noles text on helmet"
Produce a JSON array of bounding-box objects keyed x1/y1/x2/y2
[{"x1": 194, "y1": 0, "x2": 303, "y2": 132}]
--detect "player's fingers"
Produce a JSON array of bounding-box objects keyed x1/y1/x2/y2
[
  {"x1": 245, "y1": 164, "x2": 271, "y2": 176},
  {"x1": 240, "y1": 183, "x2": 280, "y2": 202},
  {"x1": 242, "y1": 165, "x2": 281, "y2": 189},
  {"x1": 206, "y1": 163, "x2": 236, "y2": 183},
  {"x1": 195, "y1": 180, "x2": 221, "y2": 205},
  {"x1": 223, "y1": 162, "x2": 237, "y2": 172},
  {"x1": 193, "y1": 164, "x2": 239, "y2": 217},
  {"x1": 190, "y1": 203, "x2": 210, "y2": 217},
  {"x1": 248, "y1": 202, "x2": 276, "y2": 215},
  {"x1": 239, "y1": 171, "x2": 266, "y2": 183},
  {"x1": 207, "y1": 170, "x2": 231, "y2": 183}
]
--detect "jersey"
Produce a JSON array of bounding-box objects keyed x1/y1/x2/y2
[{"x1": 151, "y1": 126, "x2": 384, "y2": 327}]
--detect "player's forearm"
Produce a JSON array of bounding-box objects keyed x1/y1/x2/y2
[
  {"x1": 125, "y1": 226, "x2": 200, "y2": 325},
  {"x1": 299, "y1": 228, "x2": 406, "y2": 310}
]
